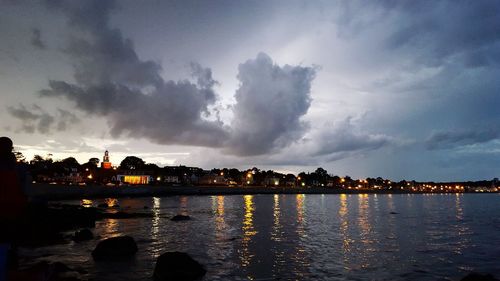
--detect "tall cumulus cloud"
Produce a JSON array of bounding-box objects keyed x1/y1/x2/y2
[
  {"x1": 36, "y1": 0, "x2": 316, "y2": 155},
  {"x1": 227, "y1": 53, "x2": 315, "y2": 156}
]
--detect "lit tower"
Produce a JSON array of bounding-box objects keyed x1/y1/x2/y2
[{"x1": 101, "y1": 150, "x2": 112, "y2": 169}]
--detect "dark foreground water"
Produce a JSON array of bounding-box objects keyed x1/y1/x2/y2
[{"x1": 20, "y1": 194, "x2": 500, "y2": 280}]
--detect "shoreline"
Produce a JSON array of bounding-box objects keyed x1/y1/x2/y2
[{"x1": 26, "y1": 183, "x2": 488, "y2": 201}]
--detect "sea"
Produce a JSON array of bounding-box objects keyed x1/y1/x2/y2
[{"x1": 19, "y1": 193, "x2": 500, "y2": 281}]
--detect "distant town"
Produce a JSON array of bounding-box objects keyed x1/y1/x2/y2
[{"x1": 18, "y1": 150, "x2": 499, "y2": 193}]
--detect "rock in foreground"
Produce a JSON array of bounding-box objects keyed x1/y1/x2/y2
[
  {"x1": 461, "y1": 273, "x2": 499, "y2": 281},
  {"x1": 73, "y1": 228, "x2": 93, "y2": 242},
  {"x1": 91, "y1": 236, "x2": 138, "y2": 261},
  {"x1": 9, "y1": 261, "x2": 83, "y2": 281},
  {"x1": 171, "y1": 214, "x2": 190, "y2": 221},
  {"x1": 153, "y1": 252, "x2": 206, "y2": 281}
]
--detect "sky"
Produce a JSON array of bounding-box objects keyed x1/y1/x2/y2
[{"x1": 1, "y1": 0, "x2": 500, "y2": 181}]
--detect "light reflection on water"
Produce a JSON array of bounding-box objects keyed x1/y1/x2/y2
[
  {"x1": 240, "y1": 195, "x2": 256, "y2": 279},
  {"x1": 104, "y1": 198, "x2": 119, "y2": 207},
  {"x1": 80, "y1": 199, "x2": 93, "y2": 207},
  {"x1": 23, "y1": 194, "x2": 500, "y2": 281},
  {"x1": 357, "y1": 194, "x2": 374, "y2": 270},
  {"x1": 149, "y1": 197, "x2": 161, "y2": 258},
  {"x1": 339, "y1": 193, "x2": 351, "y2": 268}
]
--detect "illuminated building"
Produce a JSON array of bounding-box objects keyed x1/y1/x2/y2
[
  {"x1": 117, "y1": 174, "x2": 151, "y2": 185},
  {"x1": 101, "y1": 150, "x2": 112, "y2": 169},
  {"x1": 116, "y1": 170, "x2": 153, "y2": 185}
]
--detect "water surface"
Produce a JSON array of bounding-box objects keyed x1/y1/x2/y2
[{"x1": 20, "y1": 194, "x2": 500, "y2": 280}]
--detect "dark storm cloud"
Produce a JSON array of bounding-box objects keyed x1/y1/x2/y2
[
  {"x1": 381, "y1": 0, "x2": 500, "y2": 68},
  {"x1": 55, "y1": 0, "x2": 162, "y2": 88},
  {"x1": 39, "y1": 1, "x2": 316, "y2": 154},
  {"x1": 40, "y1": 0, "x2": 228, "y2": 147},
  {"x1": 40, "y1": 79, "x2": 227, "y2": 146},
  {"x1": 426, "y1": 129, "x2": 500, "y2": 150},
  {"x1": 30, "y1": 28, "x2": 46, "y2": 49},
  {"x1": 227, "y1": 53, "x2": 315, "y2": 156}
]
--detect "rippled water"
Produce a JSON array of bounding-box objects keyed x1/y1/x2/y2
[{"x1": 20, "y1": 194, "x2": 500, "y2": 280}]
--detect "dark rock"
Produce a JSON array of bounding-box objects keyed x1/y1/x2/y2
[
  {"x1": 16, "y1": 261, "x2": 83, "y2": 281},
  {"x1": 73, "y1": 229, "x2": 93, "y2": 242},
  {"x1": 99, "y1": 211, "x2": 153, "y2": 219},
  {"x1": 153, "y1": 252, "x2": 206, "y2": 281},
  {"x1": 171, "y1": 215, "x2": 190, "y2": 221},
  {"x1": 13, "y1": 204, "x2": 97, "y2": 246},
  {"x1": 97, "y1": 203, "x2": 108, "y2": 208},
  {"x1": 461, "y1": 273, "x2": 499, "y2": 281},
  {"x1": 51, "y1": 261, "x2": 71, "y2": 273},
  {"x1": 91, "y1": 236, "x2": 138, "y2": 261}
]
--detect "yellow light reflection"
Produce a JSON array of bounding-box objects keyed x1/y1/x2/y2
[
  {"x1": 296, "y1": 194, "x2": 305, "y2": 224},
  {"x1": 103, "y1": 218, "x2": 120, "y2": 238},
  {"x1": 294, "y1": 194, "x2": 309, "y2": 271},
  {"x1": 241, "y1": 195, "x2": 257, "y2": 271},
  {"x1": 81, "y1": 199, "x2": 93, "y2": 207},
  {"x1": 357, "y1": 194, "x2": 371, "y2": 239},
  {"x1": 339, "y1": 194, "x2": 351, "y2": 259},
  {"x1": 215, "y1": 196, "x2": 226, "y2": 234},
  {"x1": 217, "y1": 196, "x2": 225, "y2": 216},
  {"x1": 271, "y1": 194, "x2": 282, "y2": 242},
  {"x1": 357, "y1": 194, "x2": 374, "y2": 269},
  {"x1": 207, "y1": 195, "x2": 231, "y2": 277},
  {"x1": 105, "y1": 198, "x2": 119, "y2": 207}
]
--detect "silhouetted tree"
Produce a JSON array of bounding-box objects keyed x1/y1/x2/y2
[
  {"x1": 13, "y1": 150, "x2": 26, "y2": 163},
  {"x1": 144, "y1": 163, "x2": 160, "y2": 171},
  {"x1": 314, "y1": 167, "x2": 329, "y2": 185},
  {"x1": 88, "y1": 157, "x2": 100, "y2": 167},
  {"x1": 61, "y1": 157, "x2": 80, "y2": 168},
  {"x1": 120, "y1": 156, "x2": 145, "y2": 170}
]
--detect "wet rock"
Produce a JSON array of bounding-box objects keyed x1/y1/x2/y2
[
  {"x1": 13, "y1": 204, "x2": 97, "y2": 246},
  {"x1": 11, "y1": 261, "x2": 83, "y2": 281},
  {"x1": 91, "y1": 236, "x2": 138, "y2": 261},
  {"x1": 461, "y1": 273, "x2": 500, "y2": 281},
  {"x1": 73, "y1": 228, "x2": 93, "y2": 242},
  {"x1": 153, "y1": 252, "x2": 206, "y2": 281},
  {"x1": 171, "y1": 214, "x2": 190, "y2": 221},
  {"x1": 100, "y1": 211, "x2": 153, "y2": 219}
]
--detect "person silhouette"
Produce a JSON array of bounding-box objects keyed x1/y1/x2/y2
[
  {"x1": 0, "y1": 137, "x2": 28, "y2": 281},
  {"x1": 0, "y1": 136, "x2": 27, "y2": 219}
]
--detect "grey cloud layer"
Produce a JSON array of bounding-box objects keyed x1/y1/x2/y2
[
  {"x1": 30, "y1": 28, "x2": 45, "y2": 49},
  {"x1": 426, "y1": 129, "x2": 500, "y2": 150},
  {"x1": 35, "y1": 0, "x2": 315, "y2": 155},
  {"x1": 7, "y1": 104, "x2": 79, "y2": 134},
  {"x1": 313, "y1": 118, "x2": 393, "y2": 156},
  {"x1": 5, "y1": 0, "x2": 500, "y2": 180}
]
